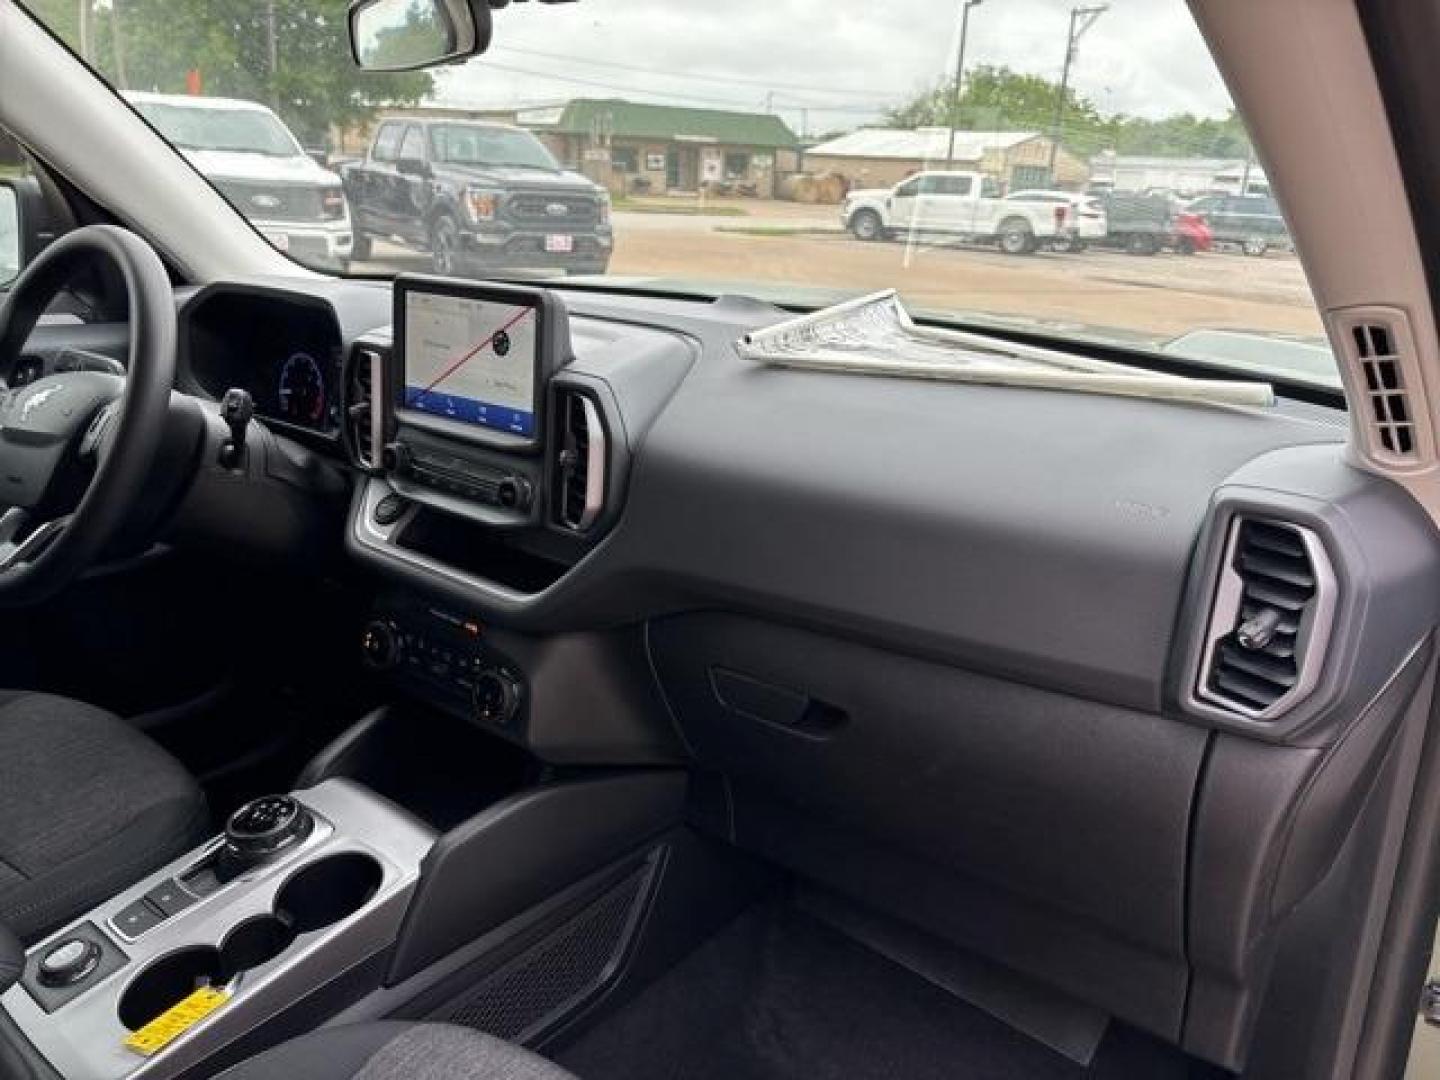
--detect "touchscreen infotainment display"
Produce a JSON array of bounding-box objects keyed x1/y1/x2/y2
[{"x1": 401, "y1": 289, "x2": 538, "y2": 437}]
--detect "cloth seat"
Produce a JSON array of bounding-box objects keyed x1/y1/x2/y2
[
  {"x1": 0, "y1": 691, "x2": 208, "y2": 942},
  {"x1": 216, "y1": 1023, "x2": 577, "y2": 1080}
]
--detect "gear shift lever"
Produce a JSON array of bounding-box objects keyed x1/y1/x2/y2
[
  {"x1": 219, "y1": 388, "x2": 254, "y2": 469},
  {"x1": 215, "y1": 795, "x2": 313, "y2": 881}
]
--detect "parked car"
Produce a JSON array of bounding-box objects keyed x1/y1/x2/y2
[
  {"x1": 843, "y1": 171, "x2": 1078, "y2": 254},
  {"x1": 1002, "y1": 189, "x2": 1107, "y2": 252},
  {"x1": 1087, "y1": 193, "x2": 1177, "y2": 255},
  {"x1": 1185, "y1": 193, "x2": 1291, "y2": 255},
  {"x1": 127, "y1": 92, "x2": 352, "y2": 270},
  {"x1": 1173, "y1": 209, "x2": 1214, "y2": 254},
  {"x1": 341, "y1": 119, "x2": 612, "y2": 276}
]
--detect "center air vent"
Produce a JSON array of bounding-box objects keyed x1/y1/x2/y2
[
  {"x1": 1196, "y1": 517, "x2": 1334, "y2": 720},
  {"x1": 346, "y1": 347, "x2": 385, "y2": 469},
  {"x1": 554, "y1": 389, "x2": 606, "y2": 532}
]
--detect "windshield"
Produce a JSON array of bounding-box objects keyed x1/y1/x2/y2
[
  {"x1": 130, "y1": 102, "x2": 301, "y2": 157},
  {"x1": 429, "y1": 125, "x2": 559, "y2": 170},
  {"x1": 21, "y1": 0, "x2": 1334, "y2": 387}
]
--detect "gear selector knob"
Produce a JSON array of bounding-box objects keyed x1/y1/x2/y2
[{"x1": 223, "y1": 794, "x2": 313, "y2": 867}]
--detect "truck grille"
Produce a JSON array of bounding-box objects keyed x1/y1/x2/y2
[
  {"x1": 507, "y1": 193, "x2": 599, "y2": 229},
  {"x1": 213, "y1": 180, "x2": 325, "y2": 223},
  {"x1": 504, "y1": 235, "x2": 604, "y2": 257}
]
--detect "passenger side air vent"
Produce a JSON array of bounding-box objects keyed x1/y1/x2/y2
[
  {"x1": 554, "y1": 389, "x2": 606, "y2": 532},
  {"x1": 1196, "y1": 517, "x2": 1334, "y2": 720},
  {"x1": 1332, "y1": 306, "x2": 1432, "y2": 468}
]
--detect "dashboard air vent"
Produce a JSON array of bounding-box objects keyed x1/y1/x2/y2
[
  {"x1": 555, "y1": 390, "x2": 606, "y2": 532},
  {"x1": 1332, "y1": 306, "x2": 1432, "y2": 468},
  {"x1": 347, "y1": 347, "x2": 385, "y2": 469},
  {"x1": 1196, "y1": 517, "x2": 1334, "y2": 720}
]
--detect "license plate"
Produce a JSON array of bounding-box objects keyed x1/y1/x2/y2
[
  {"x1": 545, "y1": 234, "x2": 574, "y2": 253},
  {"x1": 262, "y1": 230, "x2": 290, "y2": 252}
]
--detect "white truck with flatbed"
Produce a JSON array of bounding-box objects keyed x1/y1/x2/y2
[{"x1": 842, "y1": 170, "x2": 1078, "y2": 254}]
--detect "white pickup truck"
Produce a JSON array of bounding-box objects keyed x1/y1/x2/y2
[{"x1": 842, "y1": 170, "x2": 1077, "y2": 254}]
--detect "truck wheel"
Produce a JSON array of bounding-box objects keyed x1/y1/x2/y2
[
  {"x1": 350, "y1": 231, "x2": 372, "y2": 263},
  {"x1": 430, "y1": 213, "x2": 461, "y2": 276},
  {"x1": 998, "y1": 218, "x2": 1035, "y2": 255},
  {"x1": 850, "y1": 209, "x2": 884, "y2": 242},
  {"x1": 1243, "y1": 237, "x2": 1269, "y2": 257},
  {"x1": 1125, "y1": 233, "x2": 1160, "y2": 256}
]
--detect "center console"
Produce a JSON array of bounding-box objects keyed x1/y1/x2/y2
[{"x1": 0, "y1": 782, "x2": 434, "y2": 1080}]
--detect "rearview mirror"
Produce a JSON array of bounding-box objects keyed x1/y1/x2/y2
[{"x1": 348, "y1": 0, "x2": 492, "y2": 71}]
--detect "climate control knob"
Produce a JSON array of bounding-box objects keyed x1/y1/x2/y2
[
  {"x1": 361, "y1": 620, "x2": 400, "y2": 670},
  {"x1": 473, "y1": 669, "x2": 521, "y2": 726}
]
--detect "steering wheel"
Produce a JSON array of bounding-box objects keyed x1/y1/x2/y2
[{"x1": 0, "y1": 225, "x2": 175, "y2": 605}]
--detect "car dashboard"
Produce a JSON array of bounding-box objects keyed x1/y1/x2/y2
[{"x1": 58, "y1": 271, "x2": 1440, "y2": 1074}]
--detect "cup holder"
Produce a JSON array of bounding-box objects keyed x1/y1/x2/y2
[
  {"x1": 118, "y1": 947, "x2": 227, "y2": 1031},
  {"x1": 118, "y1": 852, "x2": 382, "y2": 1031},
  {"x1": 275, "y1": 851, "x2": 383, "y2": 933}
]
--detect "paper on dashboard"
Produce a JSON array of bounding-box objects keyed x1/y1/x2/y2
[{"x1": 737, "y1": 290, "x2": 1275, "y2": 409}]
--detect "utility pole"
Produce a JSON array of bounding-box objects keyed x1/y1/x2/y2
[
  {"x1": 76, "y1": 0, "x2": 90, "y2": 63},
  {"x1": 765, "y1": 91, "x2": 774, "y2": 114},
  {"x1": 266, "y1": 0, "x2": 280, "y2": 109},
  {"x1": 945, "y1": 0, "x2": 985, "y2": 169},
  {"x1": 110, "y1": 0, "x2": 129, "y2": 90},
  {"x1": 1046, "y1": 4, "x2": 1106, "y2": 178}
]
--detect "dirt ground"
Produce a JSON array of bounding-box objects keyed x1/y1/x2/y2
[{"x1": 358, "y1": 199, "x2": 1325, "y2": 345}]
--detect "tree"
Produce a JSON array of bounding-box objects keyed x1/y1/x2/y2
[
  {"x1": 24, "y1": 0, "x2": 433, "y2": 146},
  {"x1": 885, "y1": 65, "x2": 1106, "y2": 150},
  {"x1": 881, "y1": 65, "x2": 1251, "y2": 161}
]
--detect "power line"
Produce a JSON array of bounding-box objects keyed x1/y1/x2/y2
[
  {"x1": 490, "y1": 44, "x2": 909, "y2": 99},
  {"x1": 471, "y1": 60, "x2": 891, "y2": 114}
]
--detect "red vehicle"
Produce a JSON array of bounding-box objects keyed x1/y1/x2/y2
[{"x1": 1173, "y1": 209, "x2": 1214, "y2": 254}]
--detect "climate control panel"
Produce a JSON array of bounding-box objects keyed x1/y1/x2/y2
[{"x1": 362, "y1": 600, "x2": 526, "y2": 733}]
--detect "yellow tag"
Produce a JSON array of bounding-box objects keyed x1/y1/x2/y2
[{"x1": 123, "y1": 986, "x2": 231, "y2": 1056}]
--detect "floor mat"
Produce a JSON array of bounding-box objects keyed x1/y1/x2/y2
[{"x1": 554, "y1": 901, "x2": 1215, "y2": 1080}]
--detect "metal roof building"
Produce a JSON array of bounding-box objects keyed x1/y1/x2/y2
[{"x1": 804, "y1": 126, "x2": 1089, "y2": 191}]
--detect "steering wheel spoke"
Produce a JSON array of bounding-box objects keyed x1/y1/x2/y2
[{"x1": 0, "y1": 513, "x2": 71, "y2": 572}]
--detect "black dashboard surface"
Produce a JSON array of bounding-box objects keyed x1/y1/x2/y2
[{"x1": 338, "y1": 286, "x2": 1348, "y2": 713}]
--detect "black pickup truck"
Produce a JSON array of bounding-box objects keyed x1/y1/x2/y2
[{"x1": 342, "y1": 118, "x2": 612, "y2": 276}]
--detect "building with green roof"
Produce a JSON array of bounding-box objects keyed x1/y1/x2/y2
[{"x1": 518, "y1": 98, "x2": 801, "y2": 197}]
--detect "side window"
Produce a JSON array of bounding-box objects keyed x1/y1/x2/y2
[
  {"x1": 372, "y1": 123, "x2": 402, "y2": 162},
  {"x1": 894, "y1": 177, "x2": 921, "y2": 198},
  {"x1": 938, "y1": 176, "x2": 973, "y2": 196},
  {"x1": 399, "y1": 126, "x2": 426, "y2": 162},
  {"x1": 981, "y1": 178, "x2": 1002, "y2": 198}
]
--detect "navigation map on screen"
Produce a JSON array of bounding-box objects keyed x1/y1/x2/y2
[{"x1": 402, "y1": 290, "x2": 537, "y2": 436}]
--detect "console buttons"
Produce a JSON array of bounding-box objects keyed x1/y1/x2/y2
[
  {"x1": 373, "y1": 492, "x2": 408, "y2": 526},
  {"x1": 473, "y1": 669, "x2": 522, "y2": 726},
  {"x1": 113, "y1": 899, "x2": 164, "y2": 939},
  {"x1": 361, "y1": 621, "x2": 400, "y2": 670},
  {"x1": 38, "y1": 938, "x2": 101, "y2": 987},
  {"x1": 145, "y1": 879, "x2": 197, "y2": 918}
]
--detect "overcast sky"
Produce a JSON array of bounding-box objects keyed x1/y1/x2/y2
[{"x1": 434, "y1": 0, "x2": 1236, "y2": 137}]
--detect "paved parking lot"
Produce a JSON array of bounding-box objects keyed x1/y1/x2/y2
[{"x1": 357, "y1": 199, "x2": 1324, "y2": 346}]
